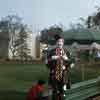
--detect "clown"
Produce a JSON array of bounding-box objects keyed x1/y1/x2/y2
[{"x1": 46, "y1": 34, "x2": 72, "y2": 100}]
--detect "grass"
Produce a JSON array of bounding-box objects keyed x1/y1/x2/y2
[
  {"x1": 0, "y1": 64, "x2": 49, "y2": 90},
  {"x1": 0, "y1": 63, "x2": 99, "y2": 100}
]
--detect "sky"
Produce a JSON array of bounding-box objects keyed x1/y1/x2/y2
[{"x1": 0, "y1": 0, "x2": 100, "y2": 32}]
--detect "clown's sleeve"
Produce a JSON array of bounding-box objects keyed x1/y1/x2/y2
[{"x1": 45, "y1": 49, "x2": 53, "y2": 69}]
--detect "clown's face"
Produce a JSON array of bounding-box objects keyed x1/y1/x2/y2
[{"x1": 56, "y1": 38, "x2": 64, "y2": 49}]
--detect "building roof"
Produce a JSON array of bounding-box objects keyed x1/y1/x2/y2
[{"x1": 62, "y1": 30, "x2": 100, "y2": 45}]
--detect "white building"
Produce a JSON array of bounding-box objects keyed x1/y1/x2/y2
[
  {"x1": 27, "y1": 32, "x2": 41, "y2": 60},
  {"x1": 9, "y1": 31, "x2": 41, "y2": 60}
]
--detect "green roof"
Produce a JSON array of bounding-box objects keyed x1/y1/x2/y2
[{"x1": 62, "y1": 30, "x2": 100, "y2": 44}]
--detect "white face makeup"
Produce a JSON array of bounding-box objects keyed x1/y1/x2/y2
[{"x1": 57, "y1": 38, "x2": 64, "y2": 49}]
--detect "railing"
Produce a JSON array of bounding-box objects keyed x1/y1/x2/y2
[{"x1": 64, "y1": 76, "x2": 100, "y2": 100}]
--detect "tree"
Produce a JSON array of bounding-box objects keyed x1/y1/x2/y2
[
  {"x1": 1, "y1": 15, "x2": 22, "y2": 58},
  {"x1": 0, "y1": 15, "x2": 31, "y2": 59},
  {"x1": 40, "y1": 25, "x2": 63, "y2": 44},
  {"x1": 68, "y1": 18, "x2": 88, "y2": 33},
  {"x1": 40, "y1": 28, "x2": 48, "y2": 43},
  {"x1": 15, "y1": 24, "x2": 30, "y2": 60},
  {"x1": 87, "y1": 7, "x2": 100, "y2": 29}
]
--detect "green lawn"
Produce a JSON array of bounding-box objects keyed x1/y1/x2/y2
[
  {"x1": 0, "y1": 63, "x2": 99, "y2": 100},
  {"x1": 0, "y1": 64, "x2": 49, "y2": 90}
]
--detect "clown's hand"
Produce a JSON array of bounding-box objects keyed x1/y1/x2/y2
[
  {"x1": 63, "y1": 84, "x2": 67, "y2": 91},
  {"x1": 70, "y1": 63, "x2": 75, "y2": 68},
  {"x1": 62, "y1": 54, "x2": 69, "y2": 61},
  {"x1": 51, "y1": 55, "x2": 60, "y2": 60},
  {"x1": 62, "y1": 66, "x2": 66, "y2": 70}
]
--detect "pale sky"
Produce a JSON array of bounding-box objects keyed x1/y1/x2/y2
[{"x1": 0, "y1": 0, "x2": 100, "y2": 31}]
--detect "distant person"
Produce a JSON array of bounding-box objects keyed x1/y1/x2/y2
[{"x1": 27, "y1": 80, "x2": 46, "y2": 100}]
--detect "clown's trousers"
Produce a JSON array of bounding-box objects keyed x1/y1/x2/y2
[{"x1": 51, "y1": 79, "x2": 64, "y2": 100}]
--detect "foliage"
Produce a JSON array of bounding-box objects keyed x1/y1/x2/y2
[
  {"x1": 40, "y1": 25, "x2": 63, "y2": 44},
  {"x1": 87, "y1": 7, "x2": 100, "y2": 29},
  {"x1": 0, "y1": 15, "x2": 31, "y2": 59},
  {"x1": 15, "y1": 24, "x2": 31, "y2": 60}
]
